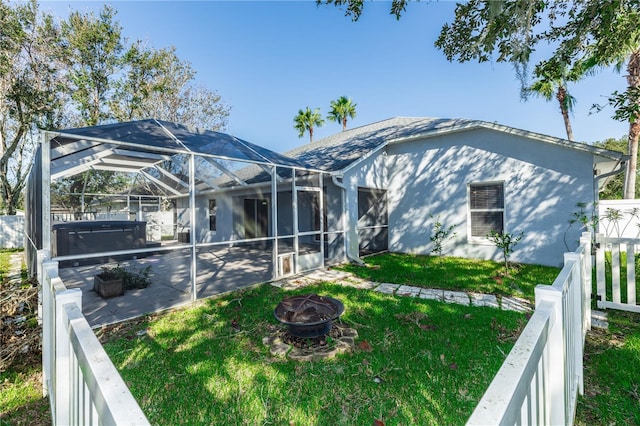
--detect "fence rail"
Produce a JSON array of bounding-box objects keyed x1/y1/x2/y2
[
  {"x1": 467, "y1": 232, "x2": 591, "y2": 425},
  {"x1": 40, "y1": 250, "x2": 149, "y2": 425}
]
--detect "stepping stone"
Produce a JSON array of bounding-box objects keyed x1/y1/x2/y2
[
  {"x1": 443, "y1": 290, "x2": 470, "y2": 305},
  {"x1": 374, "y1": 283, "x2": 400, "y2": 295},
  {"x1": 419, "y1": 288, "x2": 444, "y2": 301},
  {"x1": 591, "y1": 310, "x2": 608, "y2": 329},
  {"x1": 501, "y1": 297, "x2": 533, "y2": 313},
  {"x1": 396, "y1": 285, "x2": 421, "y2": 297},
  {"x1": 305, "y1": 269, "x2": 348, "y2": 282},
  {"x1": 346, "y1": 279, "x2": 378, "y2": 290},
  {"x1": 469, "y1": 293, "x2": 499, "y2": 309}
]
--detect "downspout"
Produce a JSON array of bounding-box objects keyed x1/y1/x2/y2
[
  {"x1": 594, "y1": 159, "x2": 627, "y2": 202},
  {"x1": 332, "y1": 174, "x2": 365, "y2": 266}
]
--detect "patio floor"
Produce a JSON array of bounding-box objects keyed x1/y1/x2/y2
[{"x1": 58, "y1": 244, "x2": 275, "y2": 328}]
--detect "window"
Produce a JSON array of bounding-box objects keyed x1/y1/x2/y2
[
  {"x1": 469, "y1": 182, "x2": 504, "y2": 238},
  {"x1": 208, "y1": 199, "x2": 217, "y2": 232}
]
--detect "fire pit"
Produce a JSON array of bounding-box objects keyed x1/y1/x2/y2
[{"x1": 274, "y1": 294, "x2": 344, "y2": 338}]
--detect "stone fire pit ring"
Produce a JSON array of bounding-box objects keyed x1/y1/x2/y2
[{"x1": 274, "y1": 294, "x2": 344, "y2": 338}]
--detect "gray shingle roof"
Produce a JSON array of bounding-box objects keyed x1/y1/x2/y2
[
  {"x1": 223, "y1": 116, "x2": 628, "y2": 186},
  {"x1": 285, "y1": 116, "x2": 627, "y2": 172},
  {"x1": 285, "y1": 117, "x2": 470, "y2": 172}
]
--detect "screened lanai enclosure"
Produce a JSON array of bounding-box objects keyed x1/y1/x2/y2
[{"x1": 25, "y1": 120, "x2": 346, "y2": 327}]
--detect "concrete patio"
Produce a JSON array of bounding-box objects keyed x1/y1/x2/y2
[{"x1": 58, "y1": 244, "x2": 274, "y2": 328}]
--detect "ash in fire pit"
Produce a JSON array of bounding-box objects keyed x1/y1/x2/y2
[{"x1": 274, "y1": 294, "x2": 344, "y2": 338}]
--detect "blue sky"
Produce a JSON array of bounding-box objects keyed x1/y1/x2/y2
[{"x1": 41, "y1": 0, "x2": 628, "y2": 153}]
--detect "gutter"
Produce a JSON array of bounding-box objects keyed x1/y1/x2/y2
[{"x1": 594, "y1": 158, "x2": 627, "y2": 199}]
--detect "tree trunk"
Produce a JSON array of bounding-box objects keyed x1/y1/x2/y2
[
  {"x1": 625, "y1": 122, "x2": 640, "y2": 199},
  {"x1": 624, "y1": 50, "x2": 640, "y2": 199},
  {"x1": 556, "y1": 86, "x2": 574, "y2": 141},
  {"x1": 309, "y1": 126, "x2": 313, "y2": 143}
]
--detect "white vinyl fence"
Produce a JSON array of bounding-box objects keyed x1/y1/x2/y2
[
  {"x1": 0, "y1": 215, "x2": 24, "y2": 248},
  {"x1": 39, "y1": 250, "x2": 149, "y2": 425},
  {"x1": 595, "y1": 233, "x2": 640, "y2": 313},
  {"x1": 598, "y1": 199, "x2": 640, "y2": 239},
  {"x1": 467, "y1": 233, "x2": 591, "y2": 425}
]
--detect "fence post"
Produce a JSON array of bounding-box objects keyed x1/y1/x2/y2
[
  {"x1": 535, "y1": 284, "x2": 566, "y2": 425},
  {"x1": 42, "y1": 261, "x2": 59, "y2": 412},
  {"x1": 54, "y1": 287, "x2": 82, "y2": 426},
  {"x1": 36, "y1": 249, "x2": 50, "y2": 288},
  {"x1": 42, "y1": 259, "x2": 52, "y2": 399},
  {"x1": 565, "y1": 252, "x2": 585, "y2": 399},
  {"x1": 595, "y1": 233, "x2": 606, "y2": 309},
  {"x1": 39, "y1": 251, "x2": 51, "y2": 398},
  {"x1": 580, "y1": 232, "x2": 592, "y2": 332},
  {"x1": 44, "y1": 258, "x2": 82, "y2": 426},
  {"x1": 36, "y1": 249, "x2": 50, "y2": 327}
]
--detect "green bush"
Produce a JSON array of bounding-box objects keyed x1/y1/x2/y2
[{"x1": 99, "y1": 264, "x2": 152, "y2": 290}]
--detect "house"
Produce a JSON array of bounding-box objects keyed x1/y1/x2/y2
[
  {"x1": 187, "y1": 117, "x2": 626, "y2": 268},
  {"x1": 28, "y1": 117, "x2": 626, "y2": 287}
]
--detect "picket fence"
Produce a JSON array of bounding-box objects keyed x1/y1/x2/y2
[
  {"x1": 467, "y1": 232, "x2": 591, "y2": 425},
  {"x1": 595, "y1": 233, "x2": 640, "y2": 313},
  {"x1": 39, "y1": 250, "x2": 149, "y2": 425}
]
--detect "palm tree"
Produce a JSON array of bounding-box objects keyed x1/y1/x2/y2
[
  {"x1": 565, "y1": 3, "x2": 640, "y2": 199},
  {"x1": 327, "y1": 96, "x2": 357, "y2": 131},
  {"x1": 528, "y1": 61, "x2": 579, "y2": 141},
  {"x1": 587, "y1": 46, "x2": 640, "y2": 199},
  {"x1": 294, "y1": 107, "x2": 324, "y2": 143}
]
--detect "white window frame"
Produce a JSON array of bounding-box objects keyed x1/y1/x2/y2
[{"x1": 467, "y1": 181, "x2": 505, "y2": 243}]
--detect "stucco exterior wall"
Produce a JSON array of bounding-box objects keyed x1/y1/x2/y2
[{"x1": 382, "y1": 128, "x2": 596, "y2": 267}]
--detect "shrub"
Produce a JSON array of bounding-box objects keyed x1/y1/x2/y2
[
  {"x1": 488, "y1": 230, "x2": 523, "y2": 276},
  {"x1": 98, "y1": 264, "x2": 152, "y2": 290},
  {"x1": 430, "y1": 215, "x2": 456, "y2": 256}
]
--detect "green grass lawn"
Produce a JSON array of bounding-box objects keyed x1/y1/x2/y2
[
  {"x1": 336, "y1": 253, "x2": 561, "y2": 300},
  {"x1": 3, "y1": 250, "x2": 637, "y2": 425},
  {"x1": 102, "y1": 282, "x2": 527, "y2": 425},
  {"x1": 576, "y1": 311, "x2": 640, "y2": 425}
]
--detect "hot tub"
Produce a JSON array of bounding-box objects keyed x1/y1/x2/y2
[{"x1": 52, "y1": 221, "x2": 147, "y2": 266}]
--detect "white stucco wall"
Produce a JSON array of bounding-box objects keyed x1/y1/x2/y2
[{"x1": 381, "y1": 128, "x2": 596, "y2": 267}]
